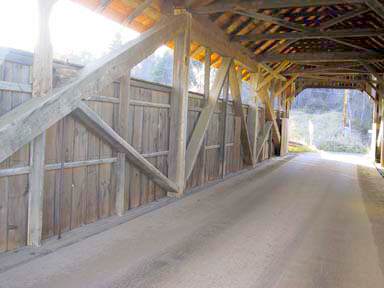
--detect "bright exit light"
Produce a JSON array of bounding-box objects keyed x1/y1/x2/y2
[
  {"x1": 0, "y1": 0, "x2": 139, "y2": 60},
  {"x1": 319, "y1": 151, "x2": 372, "y2": 167}
]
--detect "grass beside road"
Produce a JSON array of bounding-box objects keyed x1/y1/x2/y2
[{"x1": 288, "y1": 142, "x2": 317, "y2": 153}]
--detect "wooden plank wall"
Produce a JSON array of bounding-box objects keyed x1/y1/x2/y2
[
  {"x1": 0, "y1": 59, "x2": 31, "y2": 251},
  {"x1": 0, "y1": 51, "x2": 268, "y2": 252}
]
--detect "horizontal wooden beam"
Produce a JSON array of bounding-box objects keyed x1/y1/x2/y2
[
  {"x1": 130, "y1": 99, "x2": 171, "y2": 109},
  {"x1": 73, "y1": 102, "x2": 178, "y2": 192},
  {"x1": 191, "y1": 15, "x2": 259, "y2": 72},
  {"x1": 365, "y1": 0, "x2": 384, "y2": 21},
  {"x1": 254, "y1": 51, "x2": 384, "y2": 63},
  {"x1": 125, "y1": 0, "x2": 154, "y2": 24},
  {"x1": 319, "y1": 7, "x2": 371, "y2": 29},
  {"x1": 0, "y1": 166, "x2": 31, "y2": 177},
  {"x1": 191, "y1": 14, "x2": 285, "y2": 80},
  {"x1": 0, "y1": 157, "x2": 118, "y2": 178},
  {"x1": 85, "y1": 95, "x2": 120, "y2": 104},
  {"x1": 0, "y1": 15, "x2": 187, "y2": 164},
  {"x1": 360, "y1": 60, "x2": 384, "y2": 84},
  {"x1": 45, "y1": 157, "x2": 117, "y2": 171},
  {"x1": 233, "y1": 28, "x2": 384, "y2": 42},
  {"x1": 235, "y1": 11, "x2": 309, "y2": 32},
  {"x1": 0, "y1": 80, "x2": 32, "y2": 93},
  {"x1": 297, "y1": 74, "x2": 369, "y2": 84},
  {"x1": 191, "y1": 0, "x2": 364, "y2": 14}
]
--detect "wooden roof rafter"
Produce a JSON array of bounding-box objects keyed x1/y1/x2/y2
[{"x1": 74, "y1": 0, "x2": 384, "y2": 92}]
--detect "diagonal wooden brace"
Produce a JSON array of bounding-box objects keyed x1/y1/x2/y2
[
  {"x1": 229, "y1": 64, "x2": 254, "y2": 166},
  {"x1": 72, "y1": 102, "x2": 178, "y2": 193}
]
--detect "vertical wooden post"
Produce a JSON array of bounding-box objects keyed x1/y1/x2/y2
[
  {"x1": 168, "y1": 11, "x2": 191, "y2": 196},
  {"x1": 280, "y1": 86, "x2": 289, "y2": 156},
  {"x1": 200, "y1": 47, "x2": 211, "y2": 184},
  {"x1": 380, "y1": 92, "x2": 384, "y2": 167},
  {"x1": 220, "y1": 75, "x2": 229, "y2": 178},
  {"x1": 115, "y1": 72, "x2": 131, "y2": 215},
  {"x1": 249, "y1": 73, "x2": 260, "y2": 166},
  {"x1": 370, "y1": 85, "x2": 378, "y2": 162},
  {"x1": 28, "y1": 0, "x2": 56, "y2": 247}
]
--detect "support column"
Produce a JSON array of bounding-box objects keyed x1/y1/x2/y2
[
  {"x1": 115, "y1": 72, "x2": 131, "y2": 216},
  {"x1": 220, "y1": 75, "x2": 229, "y2": 178},
  {"x1": 168, "y1": 11, "x2": 191, "y2": 196},
  {"x1": 200, "y1": 47, "x2": 211, "y2": 184},
  {"x1": 28, "y1": 0, "x2": 56, "y2": 246},
  {"x1": 380, "y1": 91, "x2": 384, "y2": 167},
  {"x1": 279, "y1": 83, "x2": 289, "y2": 156},
  {"x1": 249, "y1": 73, "x2": 260, "y2": 166},
  {"x1": 370, "y1": 87, "x2": 379, "y2": 162}
]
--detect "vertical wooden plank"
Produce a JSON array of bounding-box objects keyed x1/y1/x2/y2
[
  {"x1": 60, "y1": 116, "x2": 74, "y2": 233},
  {"x1": 28, "y1": 0, "x2": 56, "y2": 247},
  {"x1": 148, "y1": 106, "x2": 159, "y2": 202},
  {"x1": 249, "y1": 73, "x2": 260, "y2": 166},
  {"x1": 86, "y1": 102, "x2": 100, "y2": 223},
  {"x1": 0, "y1": 171, "x2": 8, "y2": 252},
  {"x1": 9, "y1": 73, "x2": 30, "y2": 248},
  {"x1": 200, "y1": 47, "x2": 211, "y2": 184},
  {"x1": 280, "y1": 118, "x2": 289, "y2": 156},
  {"x1": 116, "y1": 74, "x2": 130, "y2": 215},
  {"x1": 371, "y1": 96, "x2": 379, "y2": 162},
  {"x1": 156, "y1": 103, "x2": 169, "y2": 199},
  {"x1": 71, "y1": 121, "x2": 88, "y2": 228},
  {"x1": 0, "y1": 63, "x2": 12, "y2": 250},
  {"x1": 220, "y1": 77, "x2": 229, "y2": 178},
  {"x1": 229, "y1": 64, "x2": 253, "y2": 166},
  {"x1": 124, "y1": 101, "x2": 135, "y2": 209},
  {"x1": 380, "y1": 94, "x2": 384, "y2": 167},
  {"x1": 168, "y1": 11, "x2": 191, "y2": 196},
  {"x1": 42, "y1": 125, "x2": 57, "y2": 239},
  {"x1": 98, "y1": 106, "x2": 113, "y2": 218},
  {"x1": 96, "y1": 85, "x2": 114, "y2": 218},
  {"x1": 234, "y1": 116, "x2": 242, "y2": 171},
  {"x1": 129, "y1": 105, "x2": 143, "y2": 208},
  {"x1": 141, "y1": 106, "x2": 152, "y2": 204}
]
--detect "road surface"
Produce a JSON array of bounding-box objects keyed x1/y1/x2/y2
[{"x1": 1, "y1": 153, "x2": 384, "y2": 288}]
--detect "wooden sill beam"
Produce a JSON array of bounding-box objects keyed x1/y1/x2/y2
[
  {"x1": 73, "y1": 102, "x2": 178, "y2": 193},
  {"x1": 0, "y1": 15, "x2": 187, "y2": 164}
]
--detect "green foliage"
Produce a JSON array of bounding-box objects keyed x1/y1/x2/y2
[
  {"x1": 289, "y1": 144, "x2": 317, "y2": 153},
  {"x1": 290, "y1": 110, "x2": 371, "y2": 154}
]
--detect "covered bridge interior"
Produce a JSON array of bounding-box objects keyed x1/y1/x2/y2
[{"x1": 0, "y1": 0, "x2": 384, "y2": 270}]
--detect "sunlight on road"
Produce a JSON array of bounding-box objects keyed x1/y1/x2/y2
[{"x1": 319, "y1": 151, "x2": 373, "y2": 167}]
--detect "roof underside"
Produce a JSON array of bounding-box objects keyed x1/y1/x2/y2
[{"x1": 73, "y1": 0, "x2": 384, "y2": 93}]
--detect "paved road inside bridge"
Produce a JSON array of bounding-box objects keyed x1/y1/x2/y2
[{"x1": 1, "y1": 153, "x2": 384, "y2": 288}]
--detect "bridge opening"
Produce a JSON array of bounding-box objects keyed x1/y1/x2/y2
[{"x1": 289, "y1": 88, "x2": 374, "y2": 154}]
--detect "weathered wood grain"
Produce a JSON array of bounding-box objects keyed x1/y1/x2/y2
[
  {"x1": 185, "y1": 57, "x2": 232, "y2": 180},
  {"x1": 72, "y1": 102, "x2": 178, "y2": 192}
]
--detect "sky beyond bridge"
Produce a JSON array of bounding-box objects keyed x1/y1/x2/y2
[{"x1": 0, "y1": 0, "x2": 139, "y2": 59}]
